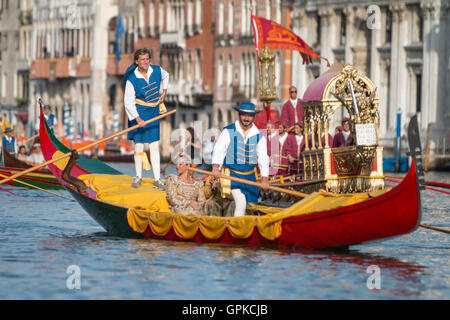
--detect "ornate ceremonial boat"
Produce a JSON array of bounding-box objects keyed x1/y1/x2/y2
[
  {"x1": 1, "y1": 145, "x2": 62, "y2": 189},
  {"x1": 261, "y1": 64, "x2": 387, "y2": 204},
  {"x1": 38, "y1": 104, "x2": 424, "y2": 250}
]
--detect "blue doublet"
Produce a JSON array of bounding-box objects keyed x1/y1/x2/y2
[
  {"x1": 39, "y1": 114, "x2": 56, "y2": 133},
  {"x1": 224, "y1": 123, "x2": 263, "y2": 203},
  {"x1": 126, "y1": 65, "x2": 162, "y2": 143},
  {"x1": 2, "y1": 136, "x2": 16, "y2": 156}
]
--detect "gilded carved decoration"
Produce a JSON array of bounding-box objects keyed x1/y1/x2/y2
[{"x1": 298, "y1": 64, "x2": 383, "y2": 194}]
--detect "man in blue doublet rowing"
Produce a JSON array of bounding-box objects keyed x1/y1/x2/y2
[
  {"x1": 124, "y1": 48, "x2": 169, "y2": 189},
  {"x1": 211, "y1": 102, "x2": 270, "y2": 217}
]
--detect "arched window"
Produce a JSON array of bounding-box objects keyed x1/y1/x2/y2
[
  {"x1": 218, "y1": 1, "x2": 224, "y2": 35},
  {"x1": 217, "y1": 109, "x2": 223, "y2": 127},
  {"x1": 108, "y1": 17, "x2": 117, "y2": 55},
  {"x1": 108, "y1": 84, "x2": 116, "y2": 111},
  {"x1": 227, "y1": 1, "x2": 234, "y2": 35}
]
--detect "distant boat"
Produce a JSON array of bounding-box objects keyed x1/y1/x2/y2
[
  {"x1": 38, "y1": 106, "x2": 423, "y2": 250},
  {"x1": 1, "y1": 145, "x2": 62, "y2": 189}
]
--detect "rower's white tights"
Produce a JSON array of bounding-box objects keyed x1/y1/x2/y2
[
  {"x1": 134, "y1": 142, "x2": 160, "y2": 181},
  {"x1": 231, "y1": 189, "x2": 247, "y2": 217}
]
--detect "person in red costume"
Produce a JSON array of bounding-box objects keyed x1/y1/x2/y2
[
  {"x1": 290, "y1": 123, "x2": 306, "y2": 176},
  {"x1": 280, "y1": 86, "x2": 303, "y2": 133},
  {"x1": 273, "y1": 123, "x2": 297, "y2": 176},
  {"x1": 254, "y1": 102, "x2": 280, "y2": 130},
  {"x1": 332, "y1": 117, "x2": 354, "y2": 147}
]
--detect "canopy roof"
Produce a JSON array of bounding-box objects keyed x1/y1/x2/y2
[{"x1": 302, "y1": 72, "x2": 339, "y2": 102}]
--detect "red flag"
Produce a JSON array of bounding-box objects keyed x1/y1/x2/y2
[{"x1": 251, "y1": 13, "x2": 330, "y2": 67}]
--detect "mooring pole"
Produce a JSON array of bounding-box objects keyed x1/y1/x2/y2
[{"x1": 395, "y1": 107, "x2": 401, "y2": 172}]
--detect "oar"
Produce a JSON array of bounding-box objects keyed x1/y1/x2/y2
[
  {"x1": 420, "y1": 224, "x2": 450, "y2": 234},
  {"x1": 0, "y1": 109, "x2": 177, "y2": 186},
  {"x1": 385, "y1": 178, "x2": 450, "y2": 195},
  {"x1": 189, "y1": 167, "x2": 308, "y2": 199},
  {"x1": 0, "y1": 173, "x2": 75, "y2": 201},
  {"x1": 24, "y1": 133, "x2": 39, "y2": 144},
  {"x1": 0, "y1": 185, "x2": 18, "y2": 196},
  {"x1": 385, "y1": 174, "x2": 450, "y2": 190}
]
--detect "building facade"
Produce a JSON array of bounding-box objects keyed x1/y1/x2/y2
[
  {"x1": 1, "y1": 0, "x2": 448, "y2": 159},
  {"x1": 213, "y1": 0, "x2": 294, "y2": 129},
  {"x1": 291, "y1": 0, "x2": 450, "y2": 151},
  {"x1": 0, "y1": 0, "x2": 33, "y2": 137},
  {"x1": 27, "y1": 0, "x2": 116, "y2": 140},
  {"x1": 106, "y1": 0, "x2": 215, "y2": 158}
]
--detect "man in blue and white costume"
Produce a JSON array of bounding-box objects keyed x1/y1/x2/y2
[
  {"x1": 212, "y1": 102, "x2": 270, "y2": 217},
  {"x1": 1, "y1": 127, "x2": 18, "y2": 157},
  {"x1": 35, "y1": 104, "x2": 58, "y2": 133},
  {"x1": 124, "y1": 48, "x2": 169, "y2": 189}
]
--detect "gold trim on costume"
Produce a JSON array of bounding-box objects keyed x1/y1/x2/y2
[
  {"x1": 236, "y1": 151, "x2": 257, "y2": 159},
  {"x1": 238, "y1": 146, "x2": 256, "y2": 153},
  {"x1": 142, "y1": 81, "x2": 157, "y2": 90},
  {"x1": 135, "y1": 99, "x2": 159, "y2": 107},
  {"x1": 145, "y1": 86, "x2": 159, "y2": 95},
  {"x1": 146, "y1": 91, "x2": 159, "y2": 99}
]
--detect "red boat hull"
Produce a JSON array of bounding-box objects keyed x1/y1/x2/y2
[{"x1": 138, "y1": 160, "x2": 420, "y2": 249}]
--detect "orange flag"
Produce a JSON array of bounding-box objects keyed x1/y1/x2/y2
[{"x1": 251, "y1": 13, "x2": 330, "y2": 67}]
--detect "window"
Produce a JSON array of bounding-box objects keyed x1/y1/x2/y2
[
  {"x1": 108, "y1": 17, "x2": 117, "y2": 55},
  {"x1": 217, "y1": 55, "x2": 223, "y2": 87},
  {"x1": 415, "y1": 74, "x2": 422, "y2": 113},
  {"x1": 196, "y1": 49, "x2": 201, "y2": 80},
  {"x1": 148, "y1": 0, "x2": 155, "y2": 36},
  {"x1": 218, "y1": 1, "x2": 224, "y2": 35},
  {"x1": 385, "y1": 9, "x2": 392, "y2": 43},
  {"x1": 195, "y1": 0, "x2": 202, "y2": 28},
  {"x1": 339, "y1": 11, "x2": 346, "y2": 46},
  {"x1": 138, "y1": 1, "x2": 144, "y2": 37},
  {"x1": 109, "y1": 84, "x2": 116, "y2": 111},
  {"x1": 227, "y1": 54, "x2": 233, "y2": 86},
  {"x1": 316, "y1": 15, "x2": 321, "y2": 47},
  {"x1": 2, "y1": 73, "x2": 7, "y2": 98},
  {"x1": 228, "y1": 1, "x2": 234, "y2": 35}
]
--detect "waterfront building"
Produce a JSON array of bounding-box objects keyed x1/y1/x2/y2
[
  {"x1": 290, "y1": 0, "x2": 449, "y2": 154},
  {"x1": 0, "y1": 0, "x2": 33, "y2": 137},
  {"x1": 107, "y1": 0, "x2": 215, "y2": 158},
  {"x1": 27, "y1": 0, "x2": 116, "y2": 139},
  {"x1": 0, "y1": 0, "x2": 447, "y2": 163},
  {"x1": 213, "y1": 0, "x2": 293, "y2": 129}
]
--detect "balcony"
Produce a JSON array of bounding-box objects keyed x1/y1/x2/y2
[
  {"x1": 30, "y1": 57, "x2": 91, "y2": 80},
  {"x1": 160, "y1": 30, "x2": 185, "y2": 49}
]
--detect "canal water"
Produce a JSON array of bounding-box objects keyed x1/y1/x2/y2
[{"x1": 0, "y1": 162, "x2": 448, "y2": 300}]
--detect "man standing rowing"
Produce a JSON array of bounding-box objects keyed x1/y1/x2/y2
[
  {"x1": 124, "y1": 48, "x2": 169, "y2": 189},
  {"x1": 211, "y1": 102, "x2": 270, "y2": 217}
]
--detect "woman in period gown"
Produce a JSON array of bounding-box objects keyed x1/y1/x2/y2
[{"x1": 166, "y1": 154, "x2": 206, "y2": 215}]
